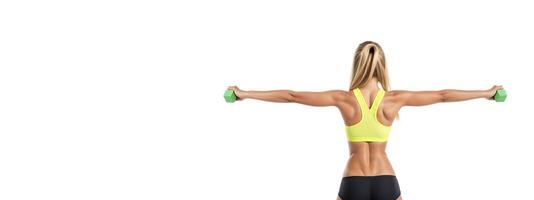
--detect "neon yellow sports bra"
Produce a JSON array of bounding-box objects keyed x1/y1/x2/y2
[{"x1": 345, "y1": 88, "x2": 392, "y2": 142}]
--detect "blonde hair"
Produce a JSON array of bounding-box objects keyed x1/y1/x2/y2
[{"x1": 349, "y1": 41, "x2": 399, "y2": 120}]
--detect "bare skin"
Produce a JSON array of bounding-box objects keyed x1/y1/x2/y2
[{"x1": 227, "y1": 78, "x2": 503, "y2": 200}]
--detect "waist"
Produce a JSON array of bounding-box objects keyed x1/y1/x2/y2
[
  {"x1": 343, "y1": 153, "x2": 395, "y2": 176},
  {"x1": 349, "y1": 152, "x2": 389, "y2": 160}
]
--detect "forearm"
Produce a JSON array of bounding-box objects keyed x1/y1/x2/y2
[
  {"x1": 239, "y1": 90, "x2": 292, "y2": 103},
  {"x1": 441, "y1": 89, "x2": 491, "y2": 102}
]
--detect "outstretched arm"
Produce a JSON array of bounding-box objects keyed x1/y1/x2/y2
[
  {"x1": 229, "y1": 86, "x2": 345, "y2": 107},
  {"x1": 392, "y1": 85, "x2": 504, "y2": 107}
]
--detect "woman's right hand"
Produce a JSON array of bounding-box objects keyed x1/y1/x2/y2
[{"x1": 486, "y1": 85, "x2": 504, "y2": 100}]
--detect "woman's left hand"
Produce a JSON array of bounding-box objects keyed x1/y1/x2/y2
[{"x1": 227, "y1": 85, "x2": 244, "y2": 101}]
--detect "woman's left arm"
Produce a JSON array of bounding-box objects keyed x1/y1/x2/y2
[{"x1": 233, "y1": 86, "x2": 344, "y2": 107}]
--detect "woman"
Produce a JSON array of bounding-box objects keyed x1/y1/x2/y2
[{"x1": 226, "y1": 41, "x2": 504, "y2": 200}]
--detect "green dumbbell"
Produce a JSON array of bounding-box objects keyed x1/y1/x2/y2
[
  {"x1": 493, "y1": 89, "x2": 507, "y2": 102},
  {"x1": 224, "y1": 89, "x2": 237, "y2": 103}
]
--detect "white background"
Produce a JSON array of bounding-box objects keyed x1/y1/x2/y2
[{"x1": 1, "y1": 0, "x2": 533, "y2": 199}]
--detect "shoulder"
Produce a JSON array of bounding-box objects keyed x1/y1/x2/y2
[
  {"x1": 313, "y1": 89, "x2": 355, "y2": 104},
  {"x1": 383, "y1": 89, "x2": 411, "y2": 104},
  {"x1": 327, "y1": 89, "x2": 353, "y2": 100},
  {"x1": 385, "y1": 89, "x2": 410, "y2": 97}
]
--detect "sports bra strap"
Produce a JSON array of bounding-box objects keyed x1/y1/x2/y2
[{"x1": 354, "y1": 88, "x2": 384, "y2": 114}]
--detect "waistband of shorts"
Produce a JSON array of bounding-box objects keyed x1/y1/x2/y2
[{"x1": 342, "y1": 175, "x2": 396, "y2": 179}]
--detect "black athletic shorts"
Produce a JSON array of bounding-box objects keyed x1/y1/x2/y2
[{"x1": 338, "y1": 175, "x2": 401, "y2": 200}]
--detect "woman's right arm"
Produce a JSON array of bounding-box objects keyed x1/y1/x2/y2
[{"x1": 392, "y1": 85, "x2": 504, "y2": 107}]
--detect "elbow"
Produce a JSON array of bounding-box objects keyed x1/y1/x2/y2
[
  {"x1": 439, "y1": 90, "x2": 447, "y2": 102},
  {"x1": 286, "y1": 90, "x2": 295, "y2": 102}
]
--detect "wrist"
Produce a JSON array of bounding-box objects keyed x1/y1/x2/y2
[
  {"x1": 236, "y1": 90, "x2": 247, "y2": 100},
  {"x1": 484, "y1": 90, "x2": 494, "y2": 99}
]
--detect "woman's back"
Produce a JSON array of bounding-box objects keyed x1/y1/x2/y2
[{"x1": 339, "y1": 85, "x2": 400, "y2": 176}]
